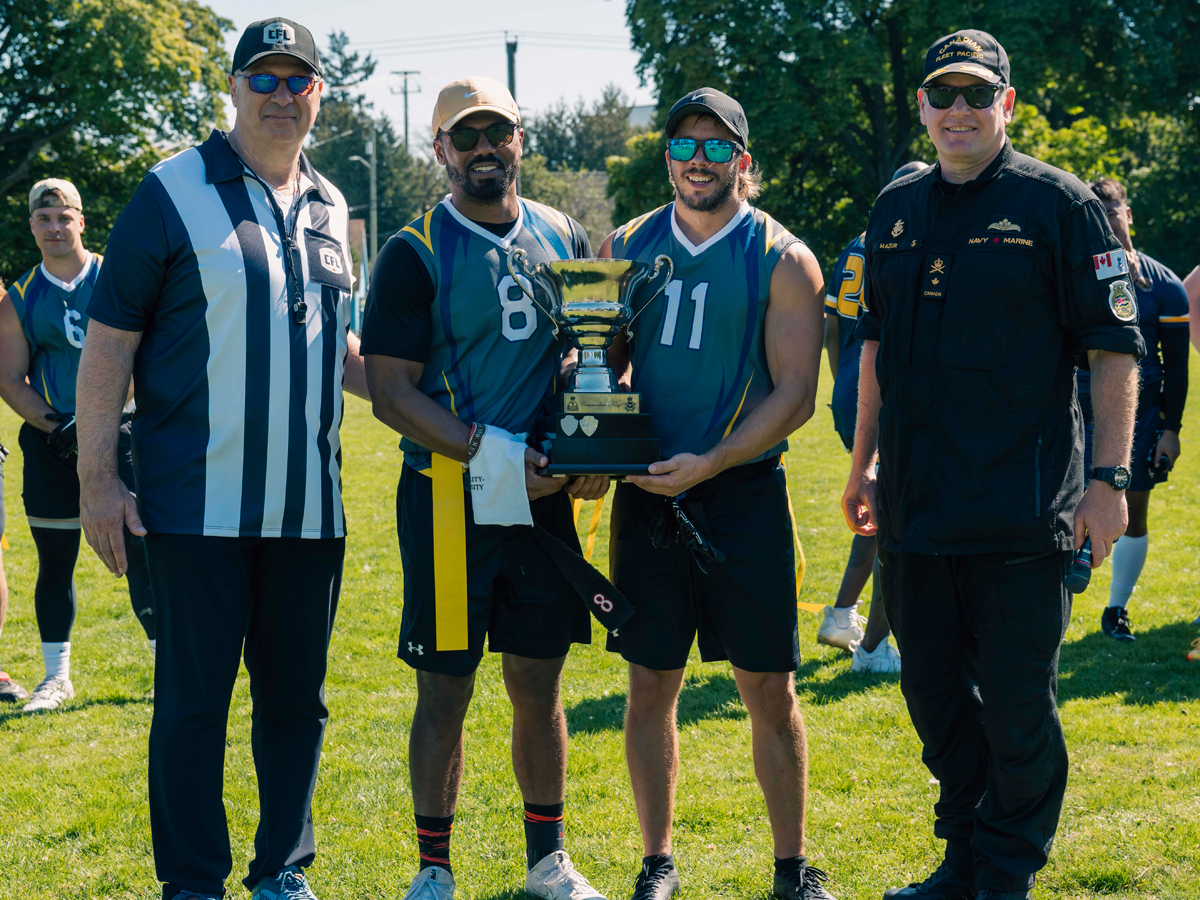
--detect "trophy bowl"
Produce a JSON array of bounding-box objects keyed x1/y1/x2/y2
[{"x1": 507, "y1": 250, "x2": 673, "y2": 476}]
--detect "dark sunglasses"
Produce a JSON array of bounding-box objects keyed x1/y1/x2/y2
[
  {"x1": 440, "y1": 122, "x2": 518, "y2": 153},
  {"x1": 923, "y1": 82, "x2": 1007, "y2": 110},
  {"x1": 668, "y1": 137, "x2": 742, "y2": 164},
  {"x1": 240, "y1": 73, "x2": 321, "y2": 96}
]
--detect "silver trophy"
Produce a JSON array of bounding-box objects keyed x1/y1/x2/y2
[{"x1": 506, "y1": 249, "x2": 673, "y2": 475}]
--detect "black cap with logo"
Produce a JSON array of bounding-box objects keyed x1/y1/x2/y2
[
  {"x1": 665, "y1": 87, "x2": 749, "y2": 147},
  {"x1": 922, "y1": 29, "x2": 1009, "y2": 87},
  {"x1": 231, "y1": 17, "x2": 322, "y2": 77}
]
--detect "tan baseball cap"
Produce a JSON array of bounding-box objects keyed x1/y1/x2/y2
[
  {"x1": 29, "y1": 178, "x2": 82, "y2": 213},
  {"x1": 431, "y1": 76, "x2": 520, "y2": 134}
]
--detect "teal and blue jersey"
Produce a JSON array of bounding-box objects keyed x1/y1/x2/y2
[
  {"x1": 610, "y1": 201, "x2": 799, "y2": 462},
  {"x1": 6, "y1": 252, "x2": 101, "y2": 415},
  {"x1": 825, "y1": 233, "x2": 867, "y2": 449}
]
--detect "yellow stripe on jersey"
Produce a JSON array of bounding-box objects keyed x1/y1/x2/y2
[
  {"x1": 12, "y1": 268, "x2": 37, "y2": 301},
  {"x1": 1159, "y1": 315, "x2": 1189, "y2": 323},
  {"x1": 41, "y1": 370, "x2": 51, "y2": 405},
  {"x1": 431, "y1": 453, "x2": 469, "y2": 651},
  {"x1": 441, "y1": 370, "x2": 458, "y2": 417},
  {"x1": 722, "y1": 373, "x2": 754, "y2": 439},
  {"x1": 524, "y1": 200, "x2": 572, "y2": 247},
  {"x1": 402, "y1": 209, "x2": 436, "y2": 255},
  {"x1": 621, "y1": 207, "x2": 663, "y2": 244},
  {"x1": 762, "y1": 214, "x2": 792, "y2": 255}
]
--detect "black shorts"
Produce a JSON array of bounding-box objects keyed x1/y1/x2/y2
[
  {"x1": 19, "y1": 419, "x2": 135, "y2": 525},
  {"x1": 396, "y1": 464, "x2": 591, "y2": 676},
  {"x1": 605, "y1": 458, "x2": 800, "y2": 672}
]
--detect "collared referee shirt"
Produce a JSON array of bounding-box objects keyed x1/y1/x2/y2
[{"x1": 89, "y1": 130, "x2": 354, "y2": 539}]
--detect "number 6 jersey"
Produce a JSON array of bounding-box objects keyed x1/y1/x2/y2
[
  {"x1": 610, "y1": 202, "x2": 798, "y2": 462},
  {"x1": 360, "y1": 197, "x2": 591, "y2": 471},
  {"x1": 5, "y1": 251, "x2": 101, "y2": 415}
]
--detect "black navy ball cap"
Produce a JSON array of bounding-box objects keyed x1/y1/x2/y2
[
  {"x1": 231, "y1": 17, "x2": 322, "y2": 77},
  {"x1": 922, "y1": 29, "x2": 1009, "y2": 86},
  {"x1": 665, "y1": 87, "x2": 749, "y2": 147}
]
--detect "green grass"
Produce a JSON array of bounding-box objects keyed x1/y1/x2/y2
[{"x1": 1, "y1": 360, "x2": 1198, "y2": 900}]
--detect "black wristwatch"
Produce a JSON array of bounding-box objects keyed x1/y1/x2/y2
[{"x1": 1091, "y1": 466, "x2": 1131, "y2": 490}]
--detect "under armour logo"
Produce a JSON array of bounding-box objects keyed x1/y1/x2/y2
[{"x1": 408, "y1": 642, "x2": 424, "y2": 655}]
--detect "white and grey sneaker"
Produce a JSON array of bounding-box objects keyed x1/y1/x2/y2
[
  {"x1": 251, "y1": 865, "x2": 319, "y2": 899},
  {"x1": 816, "y1": 605, "x2": 865, "y2": 651},
  {"x1": 0, "y1": 672, "x2": 29, "y2": 703},
  {"x1": 402, "y1": 866, "x2": 456, "y2": 900},
  {"x1": 22, "y1": 677, "x2": 74, "y2": 713},
  {"x1": 527, "y1": 850, "x2": 606, "y2": 900},
  {"x1": 850, "y1": 638, "x2": 901, "y2": 674}
]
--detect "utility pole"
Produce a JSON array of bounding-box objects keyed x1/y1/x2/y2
[
  {"x1": 506, "y1": 32, "x2": 519, "y2": 195},
  {"x1": 390, "y1": 70, "x2": 421, "y2": 151},
  {"x1": 350, "y1": 127, "x2": 378, "y2": 268}
]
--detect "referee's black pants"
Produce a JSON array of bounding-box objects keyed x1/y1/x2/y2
[
  {"x1": 878, "y1": 546, "x2": 1072, "y2": 893},
  {"x1": 144, "y1": 533, "x2": 344, "y2": 899}
]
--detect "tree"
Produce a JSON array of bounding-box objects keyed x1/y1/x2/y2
[
  {"x1": 529, "y1": 84, "x2": 642, "y2": 172},
  {"x1": 0, "y1": 0, "x2": 231, "y2": 280}
]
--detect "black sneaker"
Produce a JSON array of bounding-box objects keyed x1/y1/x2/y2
[
  {"x1": 1101, "y1": 606, "x2": 1136, "y2": 642},
  {"x1": 883, "y1": 862, "x2": 973, "y2": 900},
  {"x1": 631, "y1": 857, "x2": 680, "y2": 900},
  {"x1": 774, "y1": 865, "x2": 836, "y2": 900},
  {"x1": 975, "y1": 890, "x2": 1031, "y2": 900}
]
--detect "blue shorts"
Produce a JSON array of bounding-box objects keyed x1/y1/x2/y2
[
  {"x1": 1080, "y1": 394, "x2": 1165, "y2": 492},
  {"x1": 830, "y1": 378, "x2": 858, "y2": 453}
]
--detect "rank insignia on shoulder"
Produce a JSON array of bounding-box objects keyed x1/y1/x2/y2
[
  {"x1": 987, "y1": 215, "x2": 1025, "y2": 233},
  {"x1": 891, "y1": 219, "x2": 905, "y2": 238},
  {"x1": 1108, "y1": 279, "x2": 1137, "y2": 322},
  {"x1": 930, "y1": 258, "x2": 947, "y2": 275}
]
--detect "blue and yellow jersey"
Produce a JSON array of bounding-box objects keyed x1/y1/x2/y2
[
  {"x1": 6, "y1": 253, "x2": 102, "y2": 414},
  {"x1": 610, "y1": 201, "x2": 799, "y2": 462},
  {"x1": 826, "y1": 233, "x2": 867, "y2": 389}
]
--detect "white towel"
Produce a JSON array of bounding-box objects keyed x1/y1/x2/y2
[{"x1": 469, "y1": 425, "x2": 534, "y2": 526}]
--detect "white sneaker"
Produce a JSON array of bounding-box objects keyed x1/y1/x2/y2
[
  {"x1": 402, "y1": 867, "x2": 456, "y2": 900},
  {"x1": 817, "y1": 605, "x2": 865, "y2": 651},
  {"x1": 526, "y1": 850, "x2": 606, "y2": 900},
  {"x1": 850, "y1": 638, "x2": 901, "y2": 674},
  {"x1": 22, "y1": 677, "x2": 74, "y2": 712}
]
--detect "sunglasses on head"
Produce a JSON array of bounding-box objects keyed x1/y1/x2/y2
[
  {"x1": 440, "y1": 122, "x2": 518, "y2": 153},
  {"x1": 668, "y1": 137, "x2": 742, "y2": 164},
  {"x1": 923, "y1": 82, "x2": 1006, "y2": 110},
  {"x1": 239, "y1": 73, "x2": 321, "y2": 96}
]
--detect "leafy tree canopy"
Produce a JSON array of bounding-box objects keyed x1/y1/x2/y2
[{"x1": 529, "y1": 84, "x2": 643, "y2": 172}]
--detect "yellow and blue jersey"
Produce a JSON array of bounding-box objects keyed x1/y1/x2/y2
[{"x1": 825, "y1": 233, "x2": 867, "y2": 446}]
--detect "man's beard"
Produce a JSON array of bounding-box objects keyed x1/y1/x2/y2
[
  {"x1": 670, "y1": 164, "x2": 737, "y2": 212},
  {"x1": 446, "y1": 153, "x2": 520, "y2": 203}
]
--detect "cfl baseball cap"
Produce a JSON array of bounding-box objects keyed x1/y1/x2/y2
[
  {"x1": 231, "y1": 18, "x2": 322, "y2": 77},
  {"x1": 922, "y1": 29, "x2": 1009, "y2": 86},
  {"x1": 29, "y1": 178, "x2": 82, "y2": 213},
  {"x1": 665, "y1": 87, "x2": 749, "y2": 147},
  {"x1": 432, "y1": 76, "x2": 521, "y2": 134}
]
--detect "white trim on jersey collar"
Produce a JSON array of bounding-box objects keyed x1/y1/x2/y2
[
  {"x1": 40, "y1": 250, "x2": 94, "y2": 292},
  {"x1": 441, "y1": 194, "x2": 524, "y2": 249},
  {"x1": 671, "y1": 200, "x2": 751, "y2": 257}
]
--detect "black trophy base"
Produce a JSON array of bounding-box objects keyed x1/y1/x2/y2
[{"x1": 544, "y1": 393, "x2": 660, "y2": 477}]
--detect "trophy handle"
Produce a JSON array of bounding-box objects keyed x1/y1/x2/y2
[
  {"x1": 506, "y1": 248, "x2": 560, "y2": 337},
  {"x1": 624, "y1": 254, "x2": 674, "y2": 339}
]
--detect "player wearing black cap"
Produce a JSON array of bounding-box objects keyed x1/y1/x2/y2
[{"x1": 842, "y1": 29, "x2": 1143, "y2": 900}]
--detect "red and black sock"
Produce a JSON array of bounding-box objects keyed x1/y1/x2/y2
[
  {"x1": 415, "y1": 813, "x2": 454, "y2": 874},
  {"x1": 523, "y1": 801, "x2": 565, "y2": 869}
]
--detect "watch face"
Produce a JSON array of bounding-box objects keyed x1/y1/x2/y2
[{"x1": 1113, "y1": 466, "x2": 1131, "y2": 490}]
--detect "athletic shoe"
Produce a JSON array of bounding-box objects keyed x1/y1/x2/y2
[
  {"x1": 1100, "y1": 606, "x2": 1136, "y2": 642},
  {"x1": 402, "y1": 867, "x2": 456, "y2": 900},
  {"x1": 1187, "y1": 637, "x2": 1200, "y2": 662},
  {"x1": 850, "y1": 638, "x2": 901, "y2": 674},
  {"x1": 173, "y1": 892, "x2": 222, "y2": 900},
  {"x1": 630, "y1": 857, "x2": 680, "y2": 900},
  {"x1": 0, "y1": 672, "x2": 29, "y2": 703},
  {"x1": 883, "y1": 862, "x2": 973, "y2": 900},
  {"x1": 974, "y1": 891, "x2": 1030, "y2": 900},
  {"x1": 527, "y1": 850, "x2": 606, "y2": 900},
  {"x1": 22, "y1": 677, "x2": 74, "y2": 713},
  {"x1": 251, "y1": 865, "x2": 318, "y2": 899},
  {"x1": 773, "y1": 864, "x2": 836, "y2": 900},
  {"x1": 817, "y1": 605, "x2": 865, "y2": 651}
]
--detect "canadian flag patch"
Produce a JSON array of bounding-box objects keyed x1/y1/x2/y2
[{"x1": 1093, "y1": 249, "x2": 1129, "y2": 280}]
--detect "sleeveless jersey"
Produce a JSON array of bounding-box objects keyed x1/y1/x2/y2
[
  {"x1": 6, "y1": 253, "x2": 102, "y2": 414},
  {"x1": 826, "y1": 233, "x2": 867, "y2": 423},
  {"x1": 610, "y1": 202, "x2": 799, "y2": 461},
  {"x1": 397, "y1": 197, "x2": 586, "y2": 469}
]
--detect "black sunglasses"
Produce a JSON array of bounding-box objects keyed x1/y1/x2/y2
[
  {"x1": 668, "y1": 137, "x2": 742, "y2": 164},
  {"x1": 239, "y1": 73, "x2": 321, "y2": 96},
  {"x1": 923, "y1": 82, "x2": 1007, "y2": 110},
  {"x1": 440, "y1": 122, "x2": 518, "y2": 153}
]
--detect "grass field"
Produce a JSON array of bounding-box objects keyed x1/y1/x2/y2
[{"x1": 0, "y1": 362, "x2": 1198, "y2": 900}]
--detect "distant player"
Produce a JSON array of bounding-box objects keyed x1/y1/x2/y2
[
  {"x1": 600, "y1": 88, "x2": 833, "y2": 900},
  {"x1": 1078, "y1": 177, "x2": 1188, "y2": 642},
  {"x1": 0, "y1": 179, "x2": 155, "y2": 713},
  {"x1": 0, "y1": 274, "x2": 25, "y2": 703},
  {"x1": 817, "y1": 162, "x2": 927, "y2": 672}
]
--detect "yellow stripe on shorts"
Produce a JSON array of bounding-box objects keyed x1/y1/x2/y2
[{"x1": 431, "y1": 453, "x2": 469, "y2": 651}]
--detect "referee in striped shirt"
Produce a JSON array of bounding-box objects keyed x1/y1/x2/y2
[{"x1": 76, "y1": 19, "x2": 367, "y2": 900}]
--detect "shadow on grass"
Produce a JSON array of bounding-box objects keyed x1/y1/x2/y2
[
  {"x1": 1058, "y1": 619, "x2": 1200, "y2": 706},
  {"x1": 476, "y1": 890, "x2": 528, "y2": 900},
  {"x1": 566, "y1": 672, "x2": 748, "y2": 735},
  {"x1": 0, "y1": 692, "x2": 151, "y2": 726},
  {"x1": 794, "y1": 653, "x2": 901, "y2": 705}
]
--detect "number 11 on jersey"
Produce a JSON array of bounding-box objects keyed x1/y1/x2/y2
[{"x1": 659, "y1": 279, "x2": 708, "y2": 350}]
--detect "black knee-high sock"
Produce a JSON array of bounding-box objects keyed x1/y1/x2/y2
[
  {"x1": 124, "y1": 527, "x2": 155, "y2": 641},
  {"x1": 524, "y1": 801, "x2": 565, "y2": 868},
  {"x1": 30, "y1": 527, "x2": 79, "y2": 642},
  {"x1": 415, "y1": 813, "x2": 454, "y2": 874}
]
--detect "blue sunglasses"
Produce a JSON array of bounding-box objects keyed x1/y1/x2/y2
[{"x1": 239, "y1": 73, "x2": 321, "y2": 96}]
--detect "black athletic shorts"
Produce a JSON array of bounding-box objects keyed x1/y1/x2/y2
[
  {"x1": 396, "y1": 464, "x2": 591, "y2": 677},
  {"x1": 19, "y1": 418, "x2": 135, "y2": 524},
  {"x1": 605, "y1": 457, "x2": 800, "y2": 672}
]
